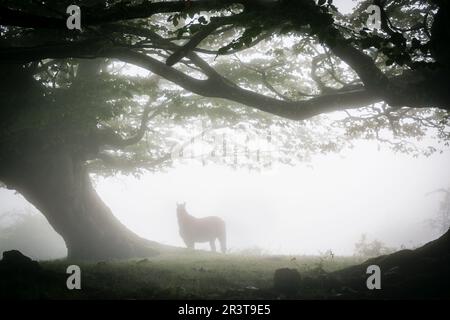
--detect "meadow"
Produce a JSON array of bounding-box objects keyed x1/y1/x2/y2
[{"x1": 20, "y1": 251, "x2": 362, "y2": 299}]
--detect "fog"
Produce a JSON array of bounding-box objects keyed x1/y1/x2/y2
[{"x1": 1, "y1": 140, "x2": 449, "y2": 259}]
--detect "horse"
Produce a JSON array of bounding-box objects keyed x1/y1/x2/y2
[{"x1": 176, "y1": 202, "x2": 227, "y2": 253}]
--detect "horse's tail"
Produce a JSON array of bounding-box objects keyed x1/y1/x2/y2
[{"x1": 218, "y1": 220, "x2": 227, "y2": 254}]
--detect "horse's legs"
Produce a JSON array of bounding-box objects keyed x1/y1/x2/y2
[
  {"x1": 218, "y1": 233, "x2": 227, "y2": 254},
  {"x1": 209, "y1": 239, "x2": 216, "y2": 252},
  {"x1": 185, "y1": 239, "x2": 195, "y2": 250}
]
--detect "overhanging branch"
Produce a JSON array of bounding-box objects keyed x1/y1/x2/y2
[
  {"x1": 0, "y1": 0, "x2": 242, "y2": 29},
  {"x1": 105, "y1": 47, "x2": 381, "y2": 120},
  {"x1": 97, "y1": 104, "x2": 162, "y2": 149}
]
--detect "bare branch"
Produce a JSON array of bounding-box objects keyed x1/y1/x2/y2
[
  {"x1": 98, "y1": 104, "x2": 163, "y2": 149},
  {"x1": 166, "y1": 22, "x2": 222, "y2": 66},
  {"x1": 329, "y1": 41, "x2": 389, "y2": 92}
]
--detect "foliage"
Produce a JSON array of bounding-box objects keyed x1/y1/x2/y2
[
  {"x1": 427, "y1": 188, "x2": 450, "y2": 235},
  {"x1": 1, "y1": 0, "x2": 449, "y2": 180},
  {"x1": 353, "y1": 234, "x2": 396, "y2": 258}
]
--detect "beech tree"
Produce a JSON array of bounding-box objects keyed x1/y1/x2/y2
[{"x1": 1, "y1": 0, "x2": 449, "y2": 260}]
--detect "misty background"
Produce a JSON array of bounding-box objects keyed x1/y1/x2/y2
[{"x1": 1, "y1": 139, "x2": 449, "y2": 260}]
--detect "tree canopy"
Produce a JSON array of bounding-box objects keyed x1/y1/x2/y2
[{"x1": 1, "y1": 0, "x2": 450, "y2": 176}]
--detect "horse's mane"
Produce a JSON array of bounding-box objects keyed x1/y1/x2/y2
[{"x1": 177, "y1": 206, "x2": 197, "y2": 224}]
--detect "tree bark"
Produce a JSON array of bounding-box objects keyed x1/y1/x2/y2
[{"x1": 0, "y1": 148, "x2": 163, "y2": 261}]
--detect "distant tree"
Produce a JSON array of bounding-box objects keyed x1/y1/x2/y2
[
  {"x1": 426, "y1": 188, "x2": 450, "y2": 235},
  {"x1": 354, "y1": 234, "x2": 396, "y2": 258}
]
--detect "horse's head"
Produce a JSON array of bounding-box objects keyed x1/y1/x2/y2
[{"x1": 176, "y1": 202, "x2": 187, "y2": 219}]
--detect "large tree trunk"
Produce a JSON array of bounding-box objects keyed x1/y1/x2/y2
[
  {"x1": 0, "y1": 148, "x2": 163, "y2": 261},
  {"x1": 0, "y1": 62, "x2": 170, "y2": 261}
]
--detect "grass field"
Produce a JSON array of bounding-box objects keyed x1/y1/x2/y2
[
  {"x1": 29, "y1": 251, "x2": 363, "y2": 299},
  {"x1": 3, "y1": 246, "x2": 449, "y2": 299}
]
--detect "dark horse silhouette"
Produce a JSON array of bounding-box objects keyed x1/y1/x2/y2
[{"x1": 176, "y1": 202, "x2": 226, "y2": 253}]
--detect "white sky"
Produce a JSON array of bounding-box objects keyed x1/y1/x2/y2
[
  {"x1": 334, "y1": 0, "x2": 359, "y2": 14},
  {"x1": 93, "y1": 141, "x2": 449, "y2": 255},
  {"x1": 2, "y1": 140, "x2": 448, "y2": 256}
]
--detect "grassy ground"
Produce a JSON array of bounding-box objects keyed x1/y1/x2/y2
[
  {"x1": 30, "y1": 251, "x2": 362, "y2": 299},
  {"x1": 3, "y1": 232, "x2": 450, "y2": 299}
]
